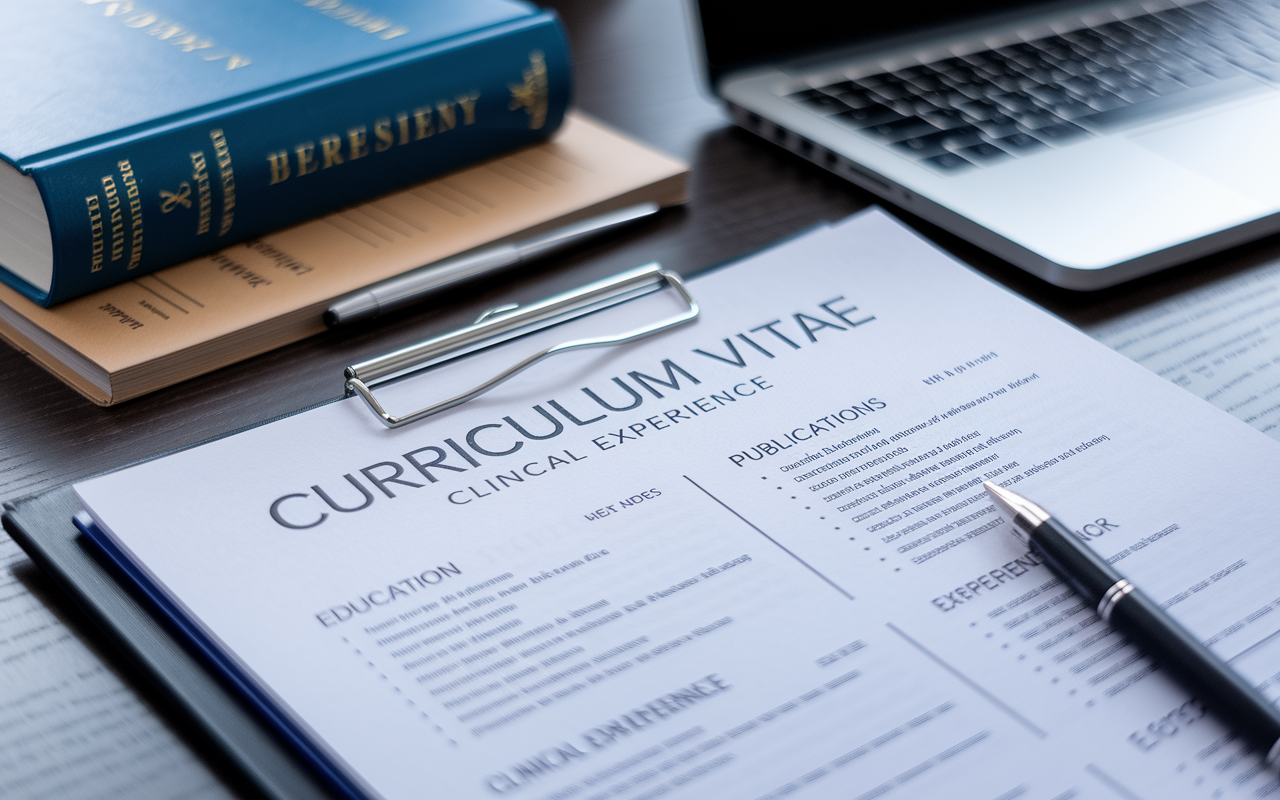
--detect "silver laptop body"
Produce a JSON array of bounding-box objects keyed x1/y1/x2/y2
[{"x1": 695, "y1": 0, "x2": 1280, "y2": 289}]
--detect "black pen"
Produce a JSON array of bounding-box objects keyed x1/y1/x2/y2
[{"x1": 983, "y1": 480, "x2": 1280, "y2": 766}]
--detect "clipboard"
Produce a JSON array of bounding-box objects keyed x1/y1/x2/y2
[{"x1": 2, "y1": 263, "x2": 700, "y2": 800}]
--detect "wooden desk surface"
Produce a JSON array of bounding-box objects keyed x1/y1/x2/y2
[{"x1": 3, "y1": 0, "x2": 1280, "y2": 504}]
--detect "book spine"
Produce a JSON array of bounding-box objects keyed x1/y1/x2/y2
[{"x1": 19, "y1": 12, "x2": 571, "y2": 307}]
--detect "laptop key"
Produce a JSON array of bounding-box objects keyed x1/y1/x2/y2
[
  {"x1": 1062, "y1": 31, "x2": 1106, "y2": 52},
  {"x1": 818, "y1": 80, "x2": 859, "y2": 94},
  {"x1": 1061, "y1": 75, "x2": 1103, "y2": 96},
  {"x1": 1047, "y1": 99, "x2": 1095, "y2": 119},
  {"x1": 1114, "y1": 85, "x2": 1158, "y2": 103},
  {"x1": 892, "y1": 126, "x2": 983, "y2": 158},
  {"x1": 1082, "y1": 90, "x2": 1127, "y2": 112},
  {"x1": 904, "y1": 98, "x2": 945, "y2": 116},
  {"x1": 795, "y1": 95, "x2": 848, "y2": 114},
  {"x1": 988, "y1": 74, "x2": 1022, "y2": 93},
  {"x1": 921, "y1": 152, "x2": 972, "y2": 171},
  {"x1": 917, "y1": 91, "x2": 957, "y2": 109},
  {"x1": 851, "y1": 73, "x2": 890, "y2": 88},
  {"x1": 891, "y1": 65, "x2": 931, "y2": 81},
  {"x1": 832, "y1": 104, "x2": 906, "y2": 128},
  {"x1": 941, "y1": 89, "x2": 976, "y2": 107},
  {"x1": 1032, "y1": 122, "x2": 1088, "y2": 145},
  {"x1": 884, "y1": 98, "x2": 928, "y2": 116},
  {"x1": 955, "y1": 100, "x2": 1001, "y2": 120},
  {"x1": 905, "y1": 73, "x2": 945, "y2": 92},
  {"x1": 949, "y1": 82, "x2": 990, "y2": 101},
  {"x1": 1167, "y1": 67, "x2": 1218, "y2": 86},
  {"x1": 1194, "y1": 58, "x2": 1244, "y2": 78},
  {"x1": 992, "y1": 92, "x2": 1038, "y2": 112},
  {"x1": 787, "y1": 89, "x2": 843, "y2": 108},
  {"x1": 939, "y1": 127, "x2": 985, "y2": 149},
  {"x1": 920, "y1": 108, "x2": 970, "y2": 129},
  {"x1": 989, "y1": 132, "x2": 1047, "y2": 154},
  {"x1": 1142, "y1": 75, "x2": 1190, "y2": 95},
  {"x1": 1055, "y1": 57, "x2": 1094, "y2": 77},
  {"x1": 936, "y1": 64, "x2": 982, "y2": 84},
  {"x1": 956, "y1": 142, "x2": 1011, "y2": 163},
  {"x1": 931, "y1": 56, "x2": 970, "y2": 73},
  {"x1": 972, "y1": 115, "x2": 1020, "y2": 138},
  {"x1": 835, "y1": 90, "x2": 879, "y2": 109},
  {"x1": 1013, "y1": 111, "x2": 1060, "y2": 130},
  {"x1": 861, "y1": 117, "x2": 942, "y2": 142},
  {"x1": 1122, "y1": 17, "x2": 1168, "y2": 39},
  {"x1": 1027, "y1": 85, "x2": 1071, "y2": 105},
  {"x1": 867, "y1": 82, "x2": 914, "y2": 101}
]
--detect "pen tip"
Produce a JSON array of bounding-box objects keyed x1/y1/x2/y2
[
  {"x1": 983, "y1": 480, "x2": 1019, "y2": 513},
  {"x1": 983, "y1": 481, "x2": 1049, "y2": 542}
]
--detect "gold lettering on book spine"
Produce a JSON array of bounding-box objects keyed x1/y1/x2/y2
[
  {"x1": 159, "y1": 183, "x2": 191, "y2": 213},
  {"x1": 296, "y1": 142, "x2": 318, "y2": 176},
  {"x1": 210, "y1": 129, "x2": 236, "y2": 235},
  {"x1": 117, "y1": 159, "x2": 144, "y2": 269},
  {"x1": 373, "y1": 118, "x2": 393, "y2": 152},
  {"x1": 264, "y1": 93, "x2": 481, "y2": 185},
  {"x1": 508, "y1": 51, "x2": 548, "y2": 130},
  {"x1": 86, "y1": 195, "x2": 104, "y2": 272},
  {"x1": 102, "y1": 175, "x2": 124, "y2": 262},
  {"x1": 191, "y1": 151, "x2": 212, "y2": 234},
  {"x1": 396, "y1": 112, "x2": 411, "y2": 146},
  {"x1": 347, "y1": 126, "x2": 369, "y2": 160},
  {"x1": 267, "y1": 150, "x2": 290, "y2": 185},
  {"x1": 457, "y1": 92, "x2": 479, "y2": 125},
  {"x1": 319, "y1": 135, "x2": 344, "y2": 168},
  {"x1": 413, "y1": 106, "x2": 434, "y2": 140}
]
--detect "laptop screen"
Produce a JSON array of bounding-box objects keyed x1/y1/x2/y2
[{"x1": 695, "y1": 0, "x2": 1044, "y2": 87}]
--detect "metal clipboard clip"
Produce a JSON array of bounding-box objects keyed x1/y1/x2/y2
[{"x1": 344, "y1": 263, "x2": 699, "y2": 428}]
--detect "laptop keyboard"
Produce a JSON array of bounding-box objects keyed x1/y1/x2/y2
[{"x1": 786, "y1": 0, "x2": 1280, "y2": 172}]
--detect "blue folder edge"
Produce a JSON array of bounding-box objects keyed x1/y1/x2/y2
[{"x1": 73, "y1": 513, "x2": 368, "y2": 800}]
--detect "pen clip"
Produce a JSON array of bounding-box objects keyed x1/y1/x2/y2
[{"x1": 343, "y1": 263, "x2": 699, "y2": 428}]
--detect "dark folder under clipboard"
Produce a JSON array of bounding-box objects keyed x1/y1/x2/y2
[{"x1": 2, "y1": 264, "x2": 700, "y2": 800}]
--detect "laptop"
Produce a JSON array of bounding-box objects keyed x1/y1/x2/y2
[{"x1": 692, "y1": 0, "x2": 1280, "y2": 289}]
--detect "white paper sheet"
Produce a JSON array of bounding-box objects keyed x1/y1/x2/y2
[
  {"x1": 1087, "y1": 258, "x2": 1280, "y2": 441},
  {"x1": 76, "y1": 209, "x2": 1280, "y2": 800}
]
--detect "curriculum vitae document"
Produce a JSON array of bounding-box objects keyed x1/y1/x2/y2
[{"x1": 76, "y1": 210, "x2": 1280, "y2": 800}]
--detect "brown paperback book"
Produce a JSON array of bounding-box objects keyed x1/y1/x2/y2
[{"x1": 0, "y1": 114, "x2": 687, "y2": 404}]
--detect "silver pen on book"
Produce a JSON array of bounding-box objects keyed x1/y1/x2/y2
[
  {"x1": 324, "y1": 202, "x2": 661, "y2": 327},
  {"x1": 984, "y1": 480, "x2": 1280, "y2": 767}
]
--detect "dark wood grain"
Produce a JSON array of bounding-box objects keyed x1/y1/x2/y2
[{"x1": 4, "y1": 0, "x2": 1280, "y2": 505}]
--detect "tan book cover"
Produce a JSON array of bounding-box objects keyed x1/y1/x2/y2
[{"x1": 0, "y1": 114, "x2": 687, "y2": 405}]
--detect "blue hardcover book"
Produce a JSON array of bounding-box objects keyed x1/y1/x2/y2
[{"x1": 0, "y1": 0, "x2": 571, "y2": 306}]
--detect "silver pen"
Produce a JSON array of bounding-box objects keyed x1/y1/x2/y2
[{"x1": 324, "y1": 202, "x2": 661, "y2": 327}]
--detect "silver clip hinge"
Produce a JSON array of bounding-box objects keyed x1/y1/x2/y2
[{"x1": 343, "y1": 263, "x2": 699, "y2": 429}]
